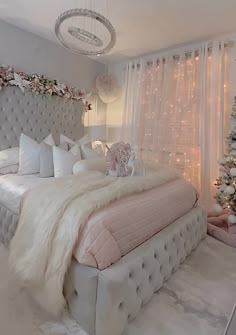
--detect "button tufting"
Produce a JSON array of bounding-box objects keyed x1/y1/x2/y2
[
  {"x1": 142, "y1": 263, "x2": 145, "y2": 269},
  {"x1": 74, "y1": 289, "x2": 78, "y2": 296},
  {"x1": 119, "y1": 302, "x2": 123, "y2": 309},
  {"x1": 154, "y1": 253, "x2": 157, "y2": 259}
]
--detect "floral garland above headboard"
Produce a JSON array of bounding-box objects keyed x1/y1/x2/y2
[{"x1": 0, "y1": 65, "x2": 92, "y2": 112}]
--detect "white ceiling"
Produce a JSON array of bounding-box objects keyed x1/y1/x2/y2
[{"x1": 0, "y1": 0, "x2": 236, "y2": 64}]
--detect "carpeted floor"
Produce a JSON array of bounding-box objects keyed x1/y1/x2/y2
[{"x1": 0, "y1": 236, "x2": 235, "y2": 335}]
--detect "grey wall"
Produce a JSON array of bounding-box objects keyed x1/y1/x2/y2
[{"x1": 0, "y1": 19, "x2": 106, "y2": 91}]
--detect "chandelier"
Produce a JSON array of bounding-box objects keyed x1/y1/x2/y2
[{"x1": 55, "y1": 1, "x2": 116, "y2": 56}]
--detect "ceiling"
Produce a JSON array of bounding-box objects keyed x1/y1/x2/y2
[{"x1": 0, "y1": 0, "x2": 236, "y2": 64}]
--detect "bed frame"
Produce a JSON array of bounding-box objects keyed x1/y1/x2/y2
[{"x1": 0, "y1": 85, "x2": 207, "y2": 335}]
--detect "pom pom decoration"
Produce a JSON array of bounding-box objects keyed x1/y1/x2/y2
[
  {"x1": 228, "y1": 214, "x2": 236, "y2": 225},
  {"x1": 96, "y1": 74, "x2": 120, "y2": 104}
]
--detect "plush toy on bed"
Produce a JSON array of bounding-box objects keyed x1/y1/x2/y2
[{"x1": 105, "y1": 142, "x2": 145, "y2": 177}]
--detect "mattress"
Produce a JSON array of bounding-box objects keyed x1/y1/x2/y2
[
  {"x1": 73, "y1": 179, "x2": 198, "y2": 269},
  {"x1": 0, "y1": 174, "x2": 198, "y2": 270},
  {"x1": 0, "y1": 174, "x2": 51, "y2": 214}
]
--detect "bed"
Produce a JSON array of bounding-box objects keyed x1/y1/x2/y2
[{"x1": 0, "y1": 86, "x2": 207, "y2": 335}]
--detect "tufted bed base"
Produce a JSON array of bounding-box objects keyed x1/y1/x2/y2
[
  {"x1": 0, "y1": 203, "x2": 207, "y2": 335},
  {"x1": 64, "y1": 206, "x2": 207, "y2": 335}
]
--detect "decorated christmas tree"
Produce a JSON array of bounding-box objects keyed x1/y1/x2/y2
[{"x1": 214, "y1": 96, "x2": 236, "y2": 231}]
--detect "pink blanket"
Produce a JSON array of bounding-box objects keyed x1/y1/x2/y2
[
  {"x1": 73, "y1": 179, "x2": 198, "y2": 269},
  {"x1": 207, "y1": 212, "x2": 236, "y2": 248}
]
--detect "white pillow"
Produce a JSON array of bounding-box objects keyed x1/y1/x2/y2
[
  {"x1": 60, "y1": 134, "x2": 92, "y2": 150},
  {"x1": 60, "y1": 134, "x2": 76, "y2": 150},
  {"x1": 0, "y1": 147, "x2": 19, "y2": 169},
  {"x1": 73, "y1": 158, "x2": 106, "y2": 175},
  {"x1": 78, "y1": 134, "x2": 92, "y2": 147},
  {"x1": 40, "y1": 142, "x2": 54, "y2": 178},
  {"x1": 0, "y1": 164, "x2": 19, "y2": 175},
  {"x1": 44, "y1": 133, "x2": 56, "y2": 146},
  {"x1": 53, "y1": 144, "x2": 81, "y2": 177},
  {"x1": 18, "y1": 133, "x2": 55, "y2": 175},
  {"x1": 81, "y1": 144, "x2": 104, "y2": 159}
]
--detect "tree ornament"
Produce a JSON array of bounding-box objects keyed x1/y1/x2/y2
[
  {"x1": 225, "y1": 185, "x2": 235, "y2": 195},
  {"x1": 228, "y1": 214, "x2": 236, "y2": 225},
  {"x1": 219, "y1": 184, "x2": 226, "y2": 192},
  {"x1": 213, "y1": 204, "x2": 223, "y2": 215},
  {"x1": 231, "y1": 142, "x2": 236, "y2": 149},
  {"x1": 230, "y1": 168, "x2": 236, "y2": 177}
]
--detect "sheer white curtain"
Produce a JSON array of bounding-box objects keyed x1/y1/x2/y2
[{"x1": 122, "y1": 40, "x2": 229, "y2": 208}]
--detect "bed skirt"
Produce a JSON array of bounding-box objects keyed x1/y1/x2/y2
[{"x1": 64, "y1": 206, "x2": 207, "y2": 335}]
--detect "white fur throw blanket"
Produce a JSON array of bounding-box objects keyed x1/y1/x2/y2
[{"x1": 9, "y1": 167, "x2": 180, "y2": 316}]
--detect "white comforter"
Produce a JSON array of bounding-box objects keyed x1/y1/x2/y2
[{"x1": 9, "y1": 167, "x2": 180, "y2": 316}]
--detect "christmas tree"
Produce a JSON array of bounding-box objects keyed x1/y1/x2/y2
[{"x1": 214, "y1": 96, "x2": 236, "y2": 230}]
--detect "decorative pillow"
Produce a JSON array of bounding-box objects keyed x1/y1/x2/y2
[
  {"x1": 106, "y1": 142, "x2": 131, "y2": 177},
  {"x1": 0, "y1": 164, "x2": 19, "y2": 175},
  {"x1": 53, "y1": 144, "x2": 81, "y2": 177},
  {"x1": 40, "y1": 142, "x2": 54, "y2": 178},
  {"x1": 73, "y1": 158, "x2": 106, "y2": 175},
  {"x1": 0, "y1": 147, "x2": 19, "y2": 169},
  {"x1": 18, "y1": 133, "x2": 55, "y2": 175}
]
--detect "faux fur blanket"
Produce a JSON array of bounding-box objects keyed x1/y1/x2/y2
[{"x1": 9, "y1": 167, "x2": 180, "y2": 316}]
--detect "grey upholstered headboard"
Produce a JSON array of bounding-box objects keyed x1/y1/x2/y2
[{"x1": 0, "y1": 86, "x2": 84, "y2": 150}]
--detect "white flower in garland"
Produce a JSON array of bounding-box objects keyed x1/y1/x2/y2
[{"x1": 9, "y1": 73, "x2": 30, "y2": 93}]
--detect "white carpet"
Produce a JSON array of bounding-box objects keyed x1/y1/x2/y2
[{"x1": 0, "y1": 236, "x2": 236, "y2": 335}]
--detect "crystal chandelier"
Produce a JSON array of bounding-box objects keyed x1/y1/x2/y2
[{"x1": 55, "y1": 1, "x2": 116, "y2": 56}]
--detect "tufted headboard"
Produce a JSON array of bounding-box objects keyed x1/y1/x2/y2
[{"x1": 0, "y1": 86, "x2": 84, "y2": 150}]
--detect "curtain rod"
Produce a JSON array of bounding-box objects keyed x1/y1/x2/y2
[{"x1": 128, "y1": 41, "x2": 233, "y2": 69}]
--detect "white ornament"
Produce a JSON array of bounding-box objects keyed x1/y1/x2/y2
[
  {"x1": 228, "y1": 214, "x2": 236, "y2": 225},
  {"x1": 230, "y1": 168, "x2": 236, "y2": 177},
  {"x1": 213, "y1": 204, "x2": 223, "y2": 215},
  {"x1": 9, "y1": 73, "x2": 30, "y2": 93},
  {"x1": 225, "y1": 185, "x2": 235, "y2": 195}
]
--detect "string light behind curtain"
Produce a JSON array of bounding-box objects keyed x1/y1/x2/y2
[{"x1": 122, "y1": 41, "x2": 229, "y2": 208}]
